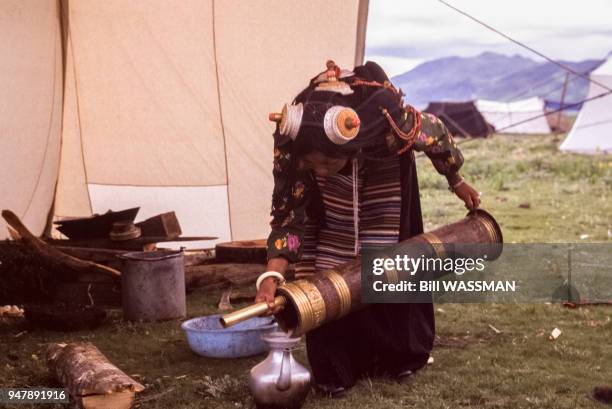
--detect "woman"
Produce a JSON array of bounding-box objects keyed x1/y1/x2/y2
[{"x1": 255, "y1": 61, "x2": 481, "y2": 396}]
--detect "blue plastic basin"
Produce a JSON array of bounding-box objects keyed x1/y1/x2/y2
[{"x1": 181, "y1": 314, "x2": 277, "y2": 358}]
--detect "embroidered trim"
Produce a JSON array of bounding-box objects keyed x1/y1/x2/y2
[{"x1": 381, "y1": 106, "x2": 422, "y2": 155}]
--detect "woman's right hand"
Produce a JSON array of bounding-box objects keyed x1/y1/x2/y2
[{"x1": 255, "y1": 277, "x2": 283, "y2": 315}]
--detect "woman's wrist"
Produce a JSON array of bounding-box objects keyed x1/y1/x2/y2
[
  {"x1": 256, "y1": 271, "x2": 286, "y2": 290},
  {"x1": 446, "y1": 172, "x2": 464, "y2": 192}
]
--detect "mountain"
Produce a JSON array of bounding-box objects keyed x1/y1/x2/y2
[{"x1": 390, "y1": 52, "x2": 603, "y2": 109}]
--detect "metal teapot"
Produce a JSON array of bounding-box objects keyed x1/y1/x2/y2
[{"x1": 249, "y1": 332, "x2": 311, "y2": 409}]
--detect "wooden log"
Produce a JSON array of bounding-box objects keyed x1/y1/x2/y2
[
  {"x1": 215, "y1": 239, "x2": 267, "y2": 264},
  {"x1": 184, "y1": 262, "x2": 295, "y2": 291},
  {"x1": 2, "y1": 210, "x2": 121, "y2": 278},
  {"x1": 135, "y1": 212, "x2": 182, "y2": 238},
  {"x1": 47, "y1": 342, "x2": 144, "y2": 409},
  {"x1": 184, "y1": 263, "x2": 265, "y2": 289},
  {"x1": 182, "y1": 249, "x2": 214, "y2": 267}
]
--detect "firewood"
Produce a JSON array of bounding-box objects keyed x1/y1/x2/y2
[
  {"x1": 184, "y1": 263, "x2": 295, "y2": 291},
  {"x1": 184, "y1": 263, "x2": 265, "y2": 289},
  {"x1": 47, "y1": 342, "x2": 144, "y2": 409},
  {"x1": 2, "y1": 210, "x2": 120, "y2": 278},
  {"x1": 135, "y1": 212, "x2": 182, "y2": 238}
]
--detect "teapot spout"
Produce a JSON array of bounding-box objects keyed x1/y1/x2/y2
[{"x1": 275, "y1": 349, "x2": 292, "y2": 391}]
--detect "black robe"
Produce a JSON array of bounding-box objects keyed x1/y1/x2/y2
[{"x1": 305, "y1": 151, "x2": 434, "y2": 387}]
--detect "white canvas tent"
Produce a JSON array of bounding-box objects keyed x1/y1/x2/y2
[
  {"x1": 0, "y1": 0, "x2": 369, "y2": 246},
  {"x1": 476, "y1": 97, "x2": 551, "y2": 134},
  {"x1": 560, "y1": 58, "x2": 612, "y2": 154}
]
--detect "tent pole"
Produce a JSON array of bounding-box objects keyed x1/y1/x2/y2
[
  {"x1": 554, "y1": 73, "x2": 570, "y2": 138},
  {"x1": 354, "y1": 0, "x2": 369, "y2": 66}
]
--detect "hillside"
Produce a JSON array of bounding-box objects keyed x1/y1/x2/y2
[{"x1": 390, "y1": 52, "x2": 602, "y2": 108}]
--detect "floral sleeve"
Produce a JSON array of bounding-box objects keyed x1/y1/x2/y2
[
  {"x1": 386, "y1": 106, "x2": 464, "y2": 177},
  {"x1": 412, "y1": 110, "x2": 464, "y2": 176},
  {"x1": 266, "y1": 137, "x2": 312, "y2": 263}
]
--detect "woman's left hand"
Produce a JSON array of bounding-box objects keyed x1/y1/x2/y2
[{"x1": 454, "y1": 181, "x2": 481, "y2": 210}]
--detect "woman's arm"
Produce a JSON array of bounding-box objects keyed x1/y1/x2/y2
[
  {"x1": 400, "y1": 108, "x2": 481, "y2": 209},
  {"x1": 256, "y1": 139, "x2": 311, "y2": 313}
]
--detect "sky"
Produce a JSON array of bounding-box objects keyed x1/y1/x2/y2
[{"x1": 365, "y1": 0, "x2": 612, "y2": 77}]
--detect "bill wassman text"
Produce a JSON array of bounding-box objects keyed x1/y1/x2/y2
[{"x1": 372, "y1": 280, "x2": 517, "y2": 292}]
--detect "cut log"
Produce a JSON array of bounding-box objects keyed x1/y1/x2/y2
[
  {"x1": 215, "y1": 239, "x2": 267, "y2": 264},
  {"x1": 47, "y1": 342, "x2": 144, "y2": 409},
  {"x1": 135, "y1": 212, "x2": 182, "y2": 238},
  {"x1": 184, "y1": 263, "x2": 294, "y2": 291},
  {"x1": 2, "y1": 210, "x2": 121, "y2": 278},
  {"x1": 184, "y1": 263, "x2": 265, "y2": 290},
  {"x1": 182, "y1": 249, "x2": 214, "y2": 267}
]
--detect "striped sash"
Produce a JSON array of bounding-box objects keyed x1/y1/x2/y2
[{"x1": 295, "y1": 157, "x2": 402, "y2": 277}]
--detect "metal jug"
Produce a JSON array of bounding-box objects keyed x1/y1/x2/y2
[{"x1": 249, "y1": 332, "x2": 311, "y2": 409}]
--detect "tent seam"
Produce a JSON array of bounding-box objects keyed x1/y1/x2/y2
[
  {"x1": 211, "y1": 0, "x2": 234, "y2": 239},
  {"x1": 68, "y1": 17, "x2": 94, "y2": 214},
  {"x1": 21, "y1": 13, "x2": 61, "y2": 221}
]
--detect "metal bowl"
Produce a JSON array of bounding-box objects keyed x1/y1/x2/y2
[{"x1": 181, "y1": 314, "x2": 277, "y2": 358}]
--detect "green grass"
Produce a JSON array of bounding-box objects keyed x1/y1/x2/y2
[
  {"x1": 1, "y1": 134, "x2": 611, "y2": 408},
  {"x1": 417, "y1": 134, "x2": 612, "y2": 242}
]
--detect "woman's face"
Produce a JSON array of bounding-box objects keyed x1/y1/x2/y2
[{"x1": 298, "y1": 151, "x2": 348, "y2": 177}]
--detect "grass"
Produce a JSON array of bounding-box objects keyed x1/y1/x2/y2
[
  {"x1": 1, "y1": 134, "x2": 611, "y2": 408},
  {"x1": 417, "y1": 134, "x2": 612, "y2": 242}
]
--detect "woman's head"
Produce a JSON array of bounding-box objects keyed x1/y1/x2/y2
[
  {"x1": 272, "y1": 61, "x2": 404, "y2": 175},
  {"x1": 297, "y1": 150, "x2": 348, "y2": 177}
]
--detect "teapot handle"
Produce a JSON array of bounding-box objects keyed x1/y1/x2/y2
[{"x1": 275, "y1": 349, "x2": 292, "y2": 391}]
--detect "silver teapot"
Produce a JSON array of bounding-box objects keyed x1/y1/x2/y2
[{"x1": 249, "y1": 332, "x2": 311, "y2": 409}]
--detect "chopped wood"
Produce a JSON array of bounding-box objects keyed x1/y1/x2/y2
[
  {"x1": 47, "y1": 342, "x2": 144, "y2": 409},
  {"x1": 182, "y1": 249, "x2": 214, "y2": 267},
  {"x1": 135, "y1": 212, "x2": 182, "y2": 238},
  {"x1": 185, "y1": 263, "x2": 295, "y2": 291},
  {"x1": 2, "y1": 210, "x2": 121, "y2": 278},
  {"x1": 184, "y1": 263, "x2": 265, "y2": 289},
  {"x1": 215, "y1": 239, "x2": 267, "y2": 264}
]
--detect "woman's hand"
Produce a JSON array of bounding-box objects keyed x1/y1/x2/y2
[
  {"x1": 454, "y1": 181, "x2": 481, "y2": 210},
  {"x1": 255, "y1": 277, "x2": 283, "y2": 315}
]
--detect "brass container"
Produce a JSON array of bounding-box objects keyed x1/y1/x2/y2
[{"x1": 222, "y1": 209, "x2": 503, "y2": 336}]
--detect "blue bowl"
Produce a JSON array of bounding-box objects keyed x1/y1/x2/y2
[{"x1": 181, "y1": 314, "x2": 278, "y2": 358}]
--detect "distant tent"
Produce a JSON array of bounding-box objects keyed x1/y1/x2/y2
[
  {"x1": 476, "y1": 97, "x2": 550, "y2": 134},
  {"x1": 0, "y1": 0, "x2": 369, "y2": 244},
  {"x1": 560, "y1": 59, "x2": 612, "y2": 154},
  {"x1": 423, "y1": 101, "x2": 492, "y2": 138},
  {"x1": 544, "y1": 99, "x2": 583, "y2": 113},
  {"x1": 545, "y1": 112, "x2": 573, "y2": 133}
]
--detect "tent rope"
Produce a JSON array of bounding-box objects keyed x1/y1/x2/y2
[{"x1": 436, "y1": 0, "x2": 612, "y2": 93}]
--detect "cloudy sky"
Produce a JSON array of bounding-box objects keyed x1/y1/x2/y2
[{"x1": 365, "y1": 0, "x2": 612, "y2": 77}]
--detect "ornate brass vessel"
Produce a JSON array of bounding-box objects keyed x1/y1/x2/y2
[{"x1": 221, "y1": 209, "x2": 503, "y2": 336}]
